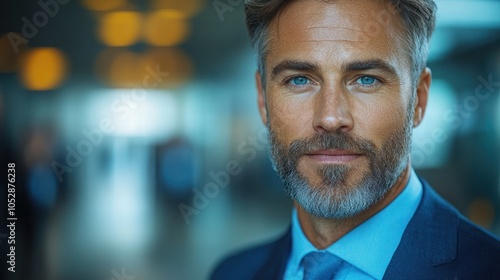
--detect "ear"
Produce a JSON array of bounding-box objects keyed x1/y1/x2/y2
[
  {"x1": 256, "y1": 71, "x2": 268, "y2": 125},
  {"x1": 413, "y1": 67, "x2": 432, "y2": 128}
]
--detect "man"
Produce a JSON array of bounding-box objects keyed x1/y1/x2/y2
[{"x1": 211, "y1": 0, "x2": 500, "y2": 279}]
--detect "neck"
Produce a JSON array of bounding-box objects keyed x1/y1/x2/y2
[{"x1": 296, "y1": 164, "x2": 412, "y2": 249}]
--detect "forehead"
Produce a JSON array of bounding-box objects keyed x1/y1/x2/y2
[{"x1": 266, "y1": 0, "x2": 410, "y2": 72}]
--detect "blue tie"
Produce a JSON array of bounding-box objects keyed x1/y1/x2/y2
[{"x1": 302, "y1": 251, "x2": 344, "y2": 280}]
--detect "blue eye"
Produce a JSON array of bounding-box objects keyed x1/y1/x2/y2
[
  {"x1": 356, "y1": 76, "x2": 377, "y2": 85},
  {"x1": 291, "y1": 76, "x2": 309, "y2": 85}
]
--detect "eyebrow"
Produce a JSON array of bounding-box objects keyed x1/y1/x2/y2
[
  {"x1": 270, "y1": 59, "x2": 398, "y2": 80},
  {"x1": 342, "y1": 59, "x2": 398, "y2": 77},
  {"x1": 271, "y1": 60, "x2": 320, "y2": 79}
]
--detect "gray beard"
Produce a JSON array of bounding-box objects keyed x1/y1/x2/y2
[{"x1": 267, "y1": 117, "x2": 412, "y2": 219}]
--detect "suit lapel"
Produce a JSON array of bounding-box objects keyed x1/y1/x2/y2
[
  {"x1": 383, "y1": 178, "x2": 459, "y2": 279},
  {"x1": 253, "y1": 228, "x2": 292, "y2": 280}
]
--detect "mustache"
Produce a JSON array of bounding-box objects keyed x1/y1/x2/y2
[{"x1": 287, "y1": 132, "x2": 377, "y2": 157}]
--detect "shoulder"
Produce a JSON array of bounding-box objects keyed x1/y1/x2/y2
[
  {"x1": 423, "y1": 179, "x2": 499, "y2": 246},
  {"x1": 439, "y1": 214, "x2": 500, "y2": 278},
  {"x1": 210, "y1": 230, "x2": 291, "y2": 280},
  {"x1": 421, "y1": 178, "x2": 500, "y2": 274},
  {"x1": 385, "y1": 177, "x2": 500, "y2": 279},
  {"x1": 456, "y1": 216, "x2": 500, "y2": 260},
  {"x1": 422, "y1": 178, "x2": 500, "y2": 250}
]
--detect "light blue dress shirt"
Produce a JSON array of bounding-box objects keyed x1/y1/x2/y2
[{"x1": 284, "y1": 169, "x2": 423, "y2": 280}]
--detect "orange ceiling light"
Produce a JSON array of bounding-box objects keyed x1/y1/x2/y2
[
  {"x1": 143, "y1": 10, "x2": 189, "y2": 47},
  {"x1": 95, "y1": 49, "x2": 144, "y2": 88},
  {"x1": 151, "y1": 0, "x2": 206, "y2": 18},
  {"x1": 108, "y1": 51, "x2": 142, "y2": 87},
  {"x1": 142, "y1": 47, "x2": 193, "y2": 88},
  {"x1": 95, "y1": 47, "x2": 193, "y2": 89},
  {"x1": 20, "y1": 48, "x2": 68, "y2": 91},
  {"x1": 98, "y1": 11, "x2": 142, "y2": 47}
]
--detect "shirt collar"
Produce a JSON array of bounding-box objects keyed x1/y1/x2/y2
[{"x1": 288, "y1": 168, "x2": 423, "y2": 279}]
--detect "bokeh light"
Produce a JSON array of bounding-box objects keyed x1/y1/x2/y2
[
  {"x1": 94, "y1": 48, "x2": 119, "y2": 82},
  {"x1": 151, "y1": 0, "x2": 206, "y2": 18},
  {"x1": 142, "y1": 47, "x2": 193, "y2": 88},
  {"x1": 81, "y1": 0, "x2": 127, "y2": 12},
  {"x1": 143, "y1": 10, "x2": 190, "y2": 46},
  {"x1": 468, "y1": 198, "x2": 496, "y2": 228},
  {"x1": 0, "y1": 33, "x2": 27, "y2": 73},
  {"x1": 108, "y1": 50, "x2": 141, "y2": 87},
  {"x1": 19, "y1": 47, "x2": 68, "y2": 91},
  {"x1": 95, "y1": 48, "x2": 142, "y2": 87},
  {"x1": 95, "y1": 47, "x2": 193, "y2": 88},
  {"x1": 98, "y1": 11, "x2": 142, "y2": 47}
]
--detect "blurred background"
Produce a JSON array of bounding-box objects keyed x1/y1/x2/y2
[{"x1": 0, "y1": 0, "x2": 499, "y2": 279}]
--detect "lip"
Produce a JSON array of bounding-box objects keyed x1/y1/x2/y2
[{"x1": 305, "y1": 149, "x2": 363, "y2": 164}]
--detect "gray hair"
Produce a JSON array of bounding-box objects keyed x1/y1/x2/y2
[{"x1": 244, "y1": 0, "x2": 437, "y2": 87}]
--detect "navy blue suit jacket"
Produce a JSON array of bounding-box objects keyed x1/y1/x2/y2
[{"x1": 211, "y1": 178, "x2": 500, "y2": 279}]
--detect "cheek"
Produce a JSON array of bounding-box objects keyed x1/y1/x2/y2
[
  {"x1": 354, "y1": 95, "x2": 407, "y2": 147},
  {"x1": 267, "y1": 92, "x2": 315, "y2": 144}
]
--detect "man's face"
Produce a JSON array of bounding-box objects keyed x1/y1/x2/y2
[{"x1": 258, "y1": 0, "x2": 429, "y2": 219}]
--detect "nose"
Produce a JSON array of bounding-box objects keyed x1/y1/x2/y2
[{"x1": 312, "y1": 86, "x2": 354, "y2": 133}]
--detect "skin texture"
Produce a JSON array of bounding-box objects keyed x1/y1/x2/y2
[{"x1": 255, "y1": 0, "x2": 432, "y2": 249}]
